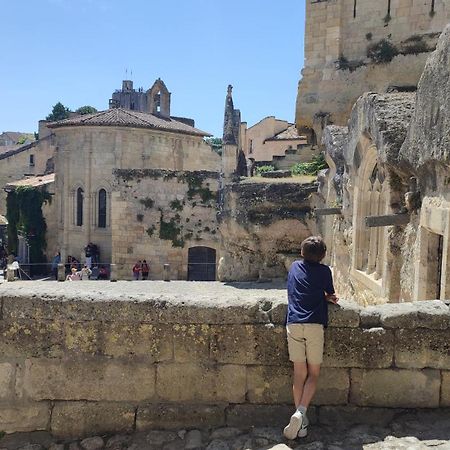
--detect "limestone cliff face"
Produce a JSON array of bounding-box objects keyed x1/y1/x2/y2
[
  {"x1": 400, "y1": 25, "x2": 450, "y2": 170},
  {"x1": 218, "y1": 181, "x2": 319, "y2": 281}
]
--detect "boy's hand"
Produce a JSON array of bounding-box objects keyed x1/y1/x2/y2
[{"x1": 326, "y1": 293, "x2": 339, "y2": 304}]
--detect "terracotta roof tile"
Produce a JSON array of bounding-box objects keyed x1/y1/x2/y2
[{"x1": 48, "y1": 108, "x2": 210, "y2": 137}]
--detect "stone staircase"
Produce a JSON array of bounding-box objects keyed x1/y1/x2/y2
[{"x1": 271, "y1": 144, "x2": 319, "y2": 170}]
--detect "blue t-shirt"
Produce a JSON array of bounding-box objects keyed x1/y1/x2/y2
[{"x1": 287, "y1": 259, "x2": 335, "y2": 327}]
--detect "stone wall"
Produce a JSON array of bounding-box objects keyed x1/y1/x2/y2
[
  {"x1": 296, "y1": 0, "x2": 450, "y2": 140},
  {"x1": 1, "y1": 283, "x2": 448, "y2": 438},
  {"x1": 111, "y1": 169, "x2": 220, "y2": 280}
]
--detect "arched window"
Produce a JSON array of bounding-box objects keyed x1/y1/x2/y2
[
  {"x1": 76, "y1": 187, "x2": 84, "y2": 226},
  {"x1": 98, "y1": 189, "x2": 107, "y2": 228}
]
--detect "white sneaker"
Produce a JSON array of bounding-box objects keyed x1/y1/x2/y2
[
  {"x1": 297, "y1": 421, "x2": 308, "y2": 438},
  {"x1": 283, "y1": 410, "x2": 303, "y2": 440}
]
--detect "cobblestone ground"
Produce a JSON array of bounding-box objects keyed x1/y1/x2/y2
[{"x1": 1, "y1": 410, "x2": 449, "y2": 450}]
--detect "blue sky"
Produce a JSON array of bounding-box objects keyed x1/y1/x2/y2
[{"x1": 0, "y1": 0, "x2": 305, "y2": 137}]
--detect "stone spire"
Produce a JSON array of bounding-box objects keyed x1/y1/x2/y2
[{"x1": 223, "y1": 85, "x2": 237, "y2": 145}]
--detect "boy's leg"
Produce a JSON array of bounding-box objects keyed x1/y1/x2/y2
[
  {"x1": 293, "y1": 361, "x2": 308, "y2": 408},
  {"x1": 299, "y1": 363, "x2": 321, "y2": 408}
]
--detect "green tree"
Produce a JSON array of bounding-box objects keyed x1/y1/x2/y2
[
  {"x1": 76, "y1": 105, "x2": 98, "y2": 115},
  {"x1": 46, "y1": 102, "x2": 71, "y2": 121},
  {"x1": 205, "y1": 137, "x2": 223, "y2": 155}
]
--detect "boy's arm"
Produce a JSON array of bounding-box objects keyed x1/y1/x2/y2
[{"x1": 325, "y1": 267, "x2": 339, "y2": 303}]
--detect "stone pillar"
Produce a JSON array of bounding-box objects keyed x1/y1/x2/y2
[
  {"x1": 6, "y1": 268, "x2": 15, "y2": 282},
  {"x1": 110, "y1": 264, "x2": 117, "y2": 282},
  {"x1": 57, "y1": 264, "x2": 65, "y2": 282},
  {"x1": 163, "y1": 264, "x2": 170, "y2": 282},
  {"x1": 222, "y1": 144, "x2": 238, "y2": 180}
]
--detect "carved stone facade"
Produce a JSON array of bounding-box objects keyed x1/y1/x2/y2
[{"x1": 320, "y1": 26, "x2": 450, "y2": 304}]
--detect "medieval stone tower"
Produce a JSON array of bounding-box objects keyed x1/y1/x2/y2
[{"x1": 296, "y1": 0, "x2": 450, "y2": 141}]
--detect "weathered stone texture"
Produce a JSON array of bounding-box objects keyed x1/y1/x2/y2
[
  {"x1": 395, "y1": 329, "x2": 450, "y2": 369},
  {"x1": 350, "y1": 369, "x2": 441, "y2": 408},
  {"x1": 136, "y1": 404, "x2": 225, "y2": 431},
  {"x1": 401, "y1": 25, "x2": 450, "y2": 167},
  {"x1": 441, "y1": 371, "x2": 450, "y2": 407},
  {"x1": 23, "y1": 359, "x2": 155, "y2": 402},
  {"x1": 0, "y1": 402, "x2": 51, "y2": 433},
  {"x1": 156, "y1": 363, "x2": 246, "y2": 403},
  {"x1": 51, "y1": 402, "x2": 135, "y2": 438},
  {"x1": 323, "y1": 328, "x2": 394, "y2": 368}
]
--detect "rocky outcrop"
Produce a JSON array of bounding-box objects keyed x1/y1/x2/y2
[
  {"x1": 400, "y1": 24, "x2": 450, "y2": 170},
  {"x1": 218, "y1": 181, "x2": 318, "y2": 281}
]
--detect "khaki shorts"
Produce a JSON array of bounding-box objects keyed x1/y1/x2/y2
[{"x1": 286, "y1": 323, "x2": 324, "y2": 364}]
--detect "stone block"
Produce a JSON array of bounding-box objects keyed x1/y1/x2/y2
[
  {"x1": 51, "y1": 402, "x2": 135, "y2": 438},
  {"x1": 246, "y1": 366, "x2": 292, "y2": 404},
  {"x1": 395, "y1": 329, "x2": 450, "y2": 369},
  {"x1": 359, "y1": 306, "x2": 381, "y2": 328},
  {"x1": 173, "y1": 324, "x2": 211, "y2": 362},
  {"x1": 0, "y1": 319, "x2": 65, "y2": 358},
  {"x1": 0, "y1": 363, "x2": 14, "y2": 399},
  {"x1": 156, "y1": 363, "x2": 246, "y2": 403},
  {"x1": 246, "y1": 366, "x2": 349, "y2": 406},
  {"x1": 328, "y1": 301, "x2": 361, "y2": 327},
  {"x1": 102, "y1": 323, "x2": 173, "y2": 361},
  {"x1": 23, "y1": 358, "x2": 155, "y2": 401},
  {"x1": 210, "y1": 325, "x2": 288, "y2": 365},
  {"x1": 0, "y1": 402, "x2": 51, "y2": 433},
  {"x1": 379, "y1": 301, "x2": 450, "y2": 329},
  {"x1": 323, "y1": 328, "x2": 394, "y2": 368},
  {"x1": 136, "y1": 403, "x2": 225, "y2": 430},
  {"x1": 312, "y1": 368, "x2": 350, "y2": 405},
  {"x1": 226, "y1": 405, "x2": 318, "y2": 428},
  {"x1": 350, "y1": 369, "x2": 440, "y2": 408},
  {"x1": 318, "y1": 406, "x2": 401, "y2": 427},
  {"x1": 441, "y1": 371, "x2": 450, "y2": 407}
]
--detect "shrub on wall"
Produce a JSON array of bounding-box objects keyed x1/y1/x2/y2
[
  {"x1": 255, "y1": 165, "x2": 276, "y2": 176},
  {"x1": 291, "y1": 154, "x2": 327, "y2": 176},
  {"x1": 367, "y1": 39, "x2": 399, "y2": 64},
  {"x1": 6, "y1": 186, "x2": 52, "y2": 263}
]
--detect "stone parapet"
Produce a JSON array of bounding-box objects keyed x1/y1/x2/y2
[{"x1": 0, "y1": 283, "x2": 449, "y2": 436}]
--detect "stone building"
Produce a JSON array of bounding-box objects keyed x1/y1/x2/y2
[
  {"x1": 296, "y1": 0, "x2": 450, "y2": 141},
  {"x1": 48, "y1": 88, "x2": 221, "y2": 279},
  {"x1": 0, "y1": 122, "x2": 55, "y2": 216},
  {"x1": 240, "y1": 117, "x2": 312, "y2": 169}
]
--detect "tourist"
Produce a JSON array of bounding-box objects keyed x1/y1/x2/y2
[
  {"x1": 84, "y1": 243, "x2": 93, "y2": 269},
  {"x1": 66, "y1": 267, "x2": 81, "y2": 281},
  {"x1": 80, "y1": 264, "x2": 92, "y2": 280},
  {"x1": 141, "y1": 259, "x2": 149, "y2": 280},
  {"x1": 132, "y1": 260, "x2": 142, "y2": 280},
  {"x1": 97, "y1": 266, "x2": 108, "y2": 280},
  {"x1": 283, "y1": 236, "x2": 338, "y2": 440},
  {"x1": 51, "y1": 251, "x2": 61, "y2": 280}
]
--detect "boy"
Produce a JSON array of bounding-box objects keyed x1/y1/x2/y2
[{"x1": 283, "y1": 236, "x2": 338, "y2": 440}]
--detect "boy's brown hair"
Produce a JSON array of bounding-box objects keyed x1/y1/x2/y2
[{"x1": 300, "y1": 236, "x2": 327, "y2": 263}]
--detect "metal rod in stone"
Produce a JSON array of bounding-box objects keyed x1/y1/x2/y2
[
  {"x1": 315, "y1": 207, "x2": 342, "y2": 216},
  {"x1": 365, "y1": 213, "x2": 410, "y2": 228}
]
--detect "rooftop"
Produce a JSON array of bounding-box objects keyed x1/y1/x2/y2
[
  {"x1": 265, "y1": 124, "x2": 307, "y2": 142},
  {"x1": 5, "y1": 173, "x2": 55, "y2": 190},
  {"x1": 48, "y1": 108, "x2": 210, "y2": 137}
]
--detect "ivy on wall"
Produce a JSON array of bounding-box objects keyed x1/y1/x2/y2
[{"x1": 6, "y1": 186, "x2": 52, "y2": 262}]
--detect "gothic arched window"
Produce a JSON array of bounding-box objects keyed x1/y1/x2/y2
[
  {"x1": 76, "y1": 187, "x2": 84, "y2": 226},
  {"x1": 98, "y1": 189, "x2": 107, "y2": 228}
]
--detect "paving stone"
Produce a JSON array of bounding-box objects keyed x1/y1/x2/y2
[
  {"x1": 205, "y1": 439, "x2": 230, "y2": 450},
  {"x1": 80, "y1": 436, "x2": 104, "y2": 450},
  {"x1": 210, "y1": 428, "x2": 243, "y2": 440},
  {"x1": 184, "y1": 429, "x2": 202, "y2": 449}
]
